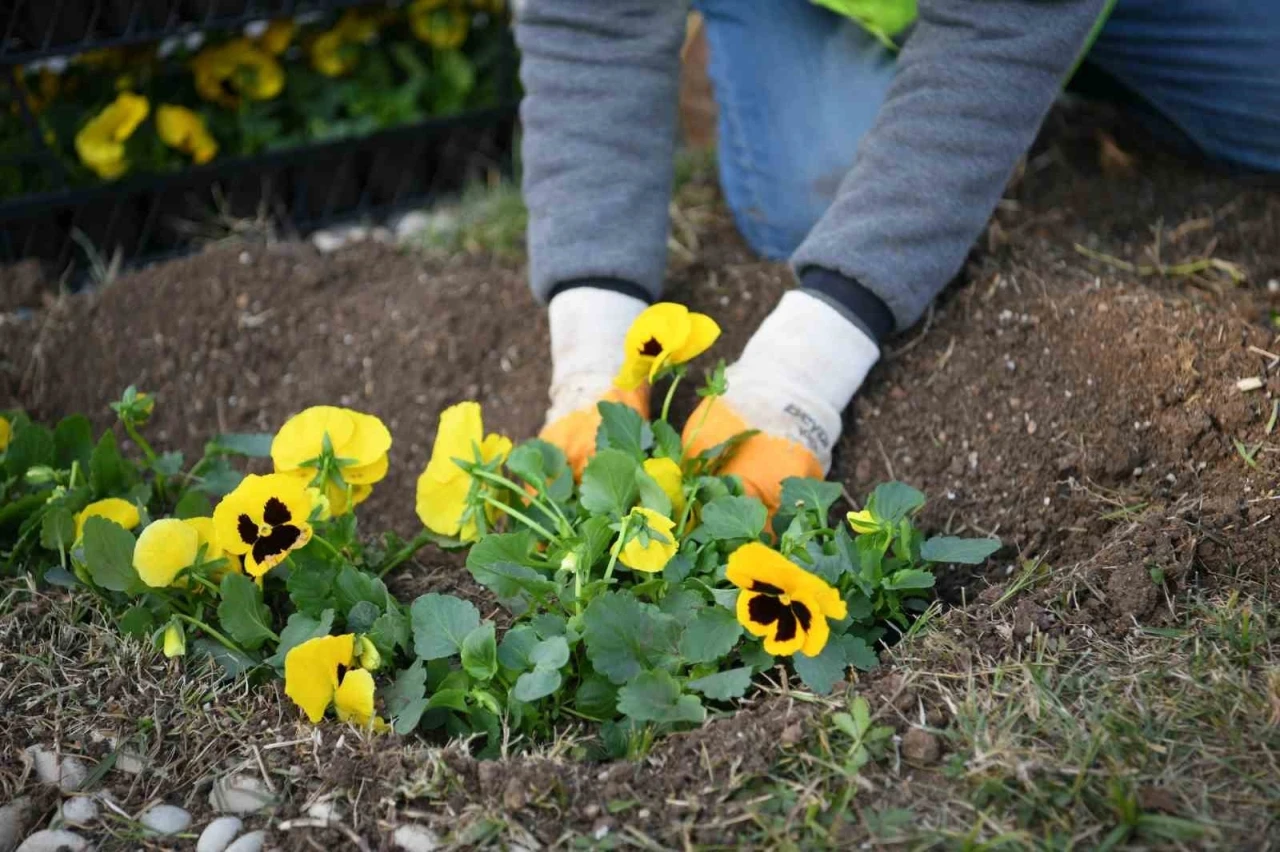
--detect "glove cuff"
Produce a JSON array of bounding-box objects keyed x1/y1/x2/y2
[{"x1": 546, "y1": 286, "x2": 649, "y2": 424}]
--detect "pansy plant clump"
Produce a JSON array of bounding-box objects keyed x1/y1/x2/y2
[{"x1": 0, "y1": 304, "x2": 1000, "y2": 759}]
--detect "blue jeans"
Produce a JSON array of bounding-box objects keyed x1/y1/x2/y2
[{"x1": 694, "y1": 0, "x2": 1280, "y2": 260}]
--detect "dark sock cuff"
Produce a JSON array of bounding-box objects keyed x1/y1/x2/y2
[
  {"x1": 547, "y1": 277, "x2": 654, "y2": 305},
  {"x1": 799, "y1": 266, "x2": 895, "y2": 343}
]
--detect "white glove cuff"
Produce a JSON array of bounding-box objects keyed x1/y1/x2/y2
[{"x1": 546, "y1": 287, "x2": 649, "y2": 424}]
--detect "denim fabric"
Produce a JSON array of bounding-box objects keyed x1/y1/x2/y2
[{"x1": 697, "y1": 0, "x2": 1280, "y2": 261}]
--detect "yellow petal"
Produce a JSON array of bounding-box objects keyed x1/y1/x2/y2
[
  {"x1": 613, "y1": 354, "x2": 654, "y2": 391},
  {"x1": 762, "y1": 627, "x2": 806, "y2": 657},
  {"x1": 284, "y1": 634, "x2": 356, "y2": 723},
  {"x1": 430, "y1": 402, "x2": 484, "y2": 474},
  {"x1": 212, "y1": 473, "x2": 315, "y2": 569},
  {"x1": 642, "y1": 457, "x2": 685, "y2": 519},
  {"x1": 334, "y1": 667, "x2": 377, "y2": 726},
  {"x1": 258, "y1": 19, "x2": 295, "y2": 55},
  {"x1": 0, "y1": 416, "x2": 10, "y2": 452},
  {"x1": 479, "y1": 433, "x2": 513, "y2": 466},
  {"x1": 75, "y1": 497, "x2": 141, "y2": 541},
  {"x1": 622, "y1": 303, "x2": 692, "y2": 367},
  {"x1": 162, "y1": 622, "x2": 186, "y2": 658},
  {"x1": 133, "y1": 518, "x2": 200, "y2": 588},
  {"x1": 619, "y1": 507, "x2": 677, "y2": 573},
  {"x1": 415, "y1": 466, "x2": 470, "y2": 538},
  {"x1": 847, "y1": 509, "x2": 879, "y2": 535},
  {"x1": 341, "y1": 411, "x2": 392, "y2": 467},
  {"x1": 668, "y1": 311, "x2": 721, "y2": 365},
  {"x1": 797, "y1": 593, "x2": 832, "y2": 658},
  {"x1": 271, "y1": 406, "x2": 356, "y2": 472},
  {"x1": 341, "y1": 453, "x2": 389, "y2": 486}
]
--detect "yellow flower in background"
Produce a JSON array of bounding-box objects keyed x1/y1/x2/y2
[
  {"x1": 415, "y1": 402, "x2": 512, "y2": 541},
  {"x1": 192, "y1": 39, "x2": 283, "y2": 108},
  {"x1": 847, "y1": 509, "x2": 880, "y2": 535},
  {"x1": 74, "y1": 92, "x2": 149, "y2": 179},
  {"x1": 257, "y1": 19, "x2": 296, "y2": 56},
  {"x1": 75, "y1": 497, "x2": 141, "y2": 541},
  {"x1": 13, "y1": 67, "x2": 60, "y2": 114},
  {"x1": 162, "y1": 622, "x2": 186, "y2": 658},
  {"x1": 409, "y1": 2, "x2": 470, "y2": 50},
  {"x1": 469, "y1": 0, "x2": 504, "y2": 13},
  {"x1": 727, "y1": 542, "x2": 847, "y2": 657},
  {"x1": 615, "y1": 303, "x2": 721, "y2": 390},
  {"x1": 0, "y1": 416, "x2": 10, "y2": 452},
  {"x1": 642, "y1": 457, "x2": 685, "y2": 519},
  {"x1": 309, "y1": 9, "x2": 378, "y2": 77},
  {"x1": 284, "y1": 634, "x2": 385, "y2": 728},
  {"x1": 156, "y1": 104, "x2": 218, "y2": 165},
  {"x1": 133, "y1": 518, "x2": 200, "y2": 588},
  {"x1": 212, "y1": 473, "x2": 314, "y2": 577},
  {"x1": 619, "y1": 507, "x2": 677, "y2": 573},
  {"x1": 271, "y1": 406, "x2": 392, "y2": 516},
  {"x1": 182, "y1": 516, "x2": 243, "y2": 581}
]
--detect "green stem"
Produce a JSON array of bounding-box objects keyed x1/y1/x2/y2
[
  {"x1": 468, "y1": 467, "x2": 570, "y2": 532},
  {"x1": 189, "y1": 573, "x2": 221, "y2": 594},
  {"x1": 173, "y1": 613, "x2": 249, "y2": 656},
  {"x1": 678, "y1": 392, "x2": 718, "y2": 465},
  {"x1": 377, "y1": 528, "x2": 438, "y2": 578},
  {"x1": 124, "y1": 419, "x2": 167, "y2": 504},
  {"x1": 602, "y1": 515, "x2": 630, "y2": 584},
  {"x1": 310, "y1": 534, "x2": 344, "y2": 561},
  {"x1": 483, "y1": 496, "x2": 560, "y2": 544},
  {"x1": 659, "y1": 370, "x2": 684, "y2": 424}
]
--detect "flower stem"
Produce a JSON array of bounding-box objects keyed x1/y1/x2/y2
[
  {"x1": 377, "y1": 528, "x2": 438, "y2": 578},
  {"x1": 124, "y1": 419, "x2": 167, "y2": 503},
  {"x1": 483, "y1": 496, "x2": 560, "y2": 544},
  {"x1": 678, "y1": 393, "x2": 718, "y2": 465},
  {"x1": 602, "y1": 515, "x2": 630, "y2": 584},
  {"x1": 173, "y1": 613, "x2": 248, "y2": 657},
  {"x1": 310, "y1": 534, "x2": 344, "y2": 561},
  {"x1": 467, "y1": 467, "x2": 570, "y2": 533},
  {"x1": 659, "y1": 370, "x2": 684, "y2": 424}
]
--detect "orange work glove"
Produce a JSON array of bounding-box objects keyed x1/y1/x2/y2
[
  {"x1": 540, "y1": 385, "x2": 650, "y2": 479},
  {"x1": 681, "y1": 395, "x2": 822, "y2": 516}
]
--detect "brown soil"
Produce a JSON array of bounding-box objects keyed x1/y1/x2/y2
[{"x1": 3, "y1": 113, "x2": 1280, "y2": 847}]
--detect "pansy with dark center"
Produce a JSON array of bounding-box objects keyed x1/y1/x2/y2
[
  {"x1": 213, "y1": 473, "x2": 315, "y2": 578},
  {"x1": 639, "y1": 337, "x2": 663, "y2": 357},
  {"x1": 726, "y1": 542, "x2": 848, "y2": 657},
  {"x1": 745, "y1": 580, "x2": 813, "y2": 643}
]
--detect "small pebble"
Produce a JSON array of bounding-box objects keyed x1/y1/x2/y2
[
  {"x1": 393, "y1": 824, "x2": 441, "y2": 852},
  {"x1": 16, "y1": 830, "x2": 88, "y2": 852},
  {"x1": 209, "y1": 775, "x2": 276, "y2": 814},
  {"x1": 305, "y1": 801, "x2": 342, "y2": 823},
  {"x1": 197, "y1": 816, "x2": 243, "y2": 852},
  {"x1": 141, "y1": 804, "x2": 192, "y2": 835},
  {"x1": 902, "y1": 728, "x2": 942, "y2": 764},
  {"x1": 0, "y1": 797, "x2": 32, "y2": 852},
  {"x1": 25, "y1": 749, "x2": 88, "y2": 793},
  {"x1": 225, "y1": 830, "x2": 266, "y2": 852},
  {"x1": 58, "y1": 798, "x2": 98, "y2": 827}
]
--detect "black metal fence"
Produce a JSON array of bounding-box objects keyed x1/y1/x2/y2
[{"x1": 0, "y1": 0, "x2": 520, "y2": 280}]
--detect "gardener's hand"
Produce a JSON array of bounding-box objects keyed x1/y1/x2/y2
[
  {"x1": 539, "y1": 286, "x2": 650, "y2": 478},
  {"x1": 682, "y1": 290, "x2": 883, "y2": 513}
]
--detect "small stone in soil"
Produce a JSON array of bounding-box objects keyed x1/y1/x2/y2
[
  {"x1": 0, "y1": 797, "x2": 32, "y2": 852},
  {"x1": 209, "y1": 775, "x2": 277, "y2": 814},
  {"x1": 224, "y1": 830, "x2": 266, "y2": 852},
  {"x1": 59, "y1": 797, "x2": 98, "y2": 826},
  {"x1": 393, "y1": 824, "x2": 441, "y2": 852},
  {"x1": 902, "y1": 728, "x2": 942, "y2": 764},
  {"x1": 16, "y1": 829, "x2": 89, "y2": 852},
  {"x1": 140, "y1": 804, "x2": 192, "y2": 835},
  {"x1": 197, "y1": 816, "x2": 244, "y2": 852}
]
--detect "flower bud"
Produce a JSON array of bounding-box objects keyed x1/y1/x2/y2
[
  {"x1": 163, "y1": 622, "x2": 186, "y2": 658},
  {"x1": 559, "y1": 551, "x2": 578, "y2": 573},
  {"x1": 25, "y1": 465, "x2": 57, "y2": 485},
  {"x1": 357, "y1": 635, "x2": 382, "y2": 671}
]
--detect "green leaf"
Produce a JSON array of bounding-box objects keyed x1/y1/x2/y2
[
  {"x1": 382, "y1": 661, "x2": 429, "y2": 735},
  {"x1": 267, "y1": 609, "x2": 335, "y2": 669},
  {"x1": 40, "y1": 508, "x2": 76, "y2": 553},
  {"x1": 466, "y1": 557, "x2": 554, "y2": 614},
  {"x1": 173, "y1": 489, "x2": 213, "y2": 520},
  {"x1": 844, "y1": 636, "x2": 880, "y2": 671},
  {"x1": 467, "y1": 530, "x2": 537, "y2": 568},
  {"x1": 779, "y1": 478, "x2": 843, "y2": 520},
  {"x1": 866, "y1": 481, "x2": 925, "y2": 525},
  {"x1": 595, "y1": 401, "x2": 653, "y2": 459},
  {"x1": 497, "y1": 624, "x2": 540, "y2": 671},
  {"x1": 579, "y1": 449, "x2": 640, "y2": 517},
  {"x1": 334, "y1": 565, "x2": 390, "y2": 613},
  {"x1": 574, "y1": 675, "x2": 618, "y2": 719},
  {"x1": 617, "y1": 670, "x2": 706, "y2": 724},
  {"x1": 882, "y1": 568, "x2": 936, "y2": 591},
  {"x1": 635, "y1": 468, "x2": 673, "y2": 517},
  {"x1": 53, "y1": 416, "x2": 95, "y2": 470},
  {"x1": 793, "y1": 636, "x2": 851, "y2": 696},
  {"x1": 369, "y1": 608, "x2": 412, "y2": 656},
  {"x1": 154, "y1": 451, "x2": 185, "y2": 477},
  {"x1": 118, "y1": 605, "x2": 155, "y2": 639},
  {"x1": 287, "y1": 559, "x2": 338, "y2": 616},
  {"x1": 651, "y1": 420, "x2": 683, "y2": 460},
  {"x1": 699, "y1": 496, "x2": 767, "y2": 541},
  {"x1": 6, "y1": 422, "x2": 55, "y2": 478},
  {"x1": 804, "y1": 542, "x2": 851, "y2": 585},
  {"x1": 82, "y1": 517, "x2": 143, "y2": 594},
  {"x1": 658, "y1": 587, "x2": 705, "y2": 624},
  {"x1": 426, "y1": 688, "x2": 469, "y2": 713},
  {"x1": 532, "y1": 613, "x2": 568, "y2": 640},
  {"x1": 678, "y1": 606, "x2": 743, "y2": 663},
  {"x1": 663, "y1": 553, "x2": 694, "y2": 584},
  {"x1": 739, "y1": 642, "x2": 775, "y2": 673},
  {"x1": 191, "y1": 638, "x2": 259, "y2": 680},
  {"x1": 920, "y1": 536, "x2": 1001, "y2": 565},
  {"x1": 195, "y1": 458, "x2": 243, "y2": 497},
  {"x1": 506, "y1": 439, "x2": 573, "y2": 502},
  {"x1": 411, "y1": 593, "x2": 481, "y2": 660},
  {"x1": 88, "y1": 431, "x2": 133, "y2": 497},
  {"x1": 461, "y1": 622, "x2": 499, "y2": 680},
  {"x1": 346, "y1": 600, "x2": 381, "y2": 633},
  {"x1": 578, "y1": 515, "x2": 615, "y2": 569},
  {"x1": 529, "y1": 635, "x2": 571, "y2": 670},
  {"x1": 687, "y1": 667, "x2": 753, "y2": 701},
  {"x1": 513, "y1": 668, "x2": 562, "y2": 703},
  {"x1": 218, "y1": 573, "x2": 276, "y2": 651},
  {"x1": 582, "y1": 592, "x2": 681, "y2": 684},
  {"x1": 209, "y1": 432, "x2": 274, "y2": 457}
]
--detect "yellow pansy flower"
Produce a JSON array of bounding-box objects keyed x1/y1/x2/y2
[
  {"x1": 618, "y1": 507, "x2": 677, "y2": 573},
  {"x1": 257, "y1": 19, "x2": 296, "y2": 56},
  {"x1": 192, "y1": 39, "x2": 283, "y2": 108},
  {"x1": 727, "y1": 542, "x2": 847, "y2": 657},
  {"x1": 212, "y1": 473, "x2": 314, "y2": 577},
  {"x1": 641, "y1": 457, "x2": 685, "y2": 519},
  {"x1": 182, "y1": 516, "x2": 243, "y2": 581},
  {"x1": 284, "y1": 634, "x2": 385, "y2": 728},
  {"x1": 0, "y1": 415, "x2": 10, "y2": 452},
  {"x1": 271, "y1": 406, "x2": 391, "y2": 517},
  {"x1": 309, "y1": 10, "x2": 378, "y2": 77},
  {"x1": 74, "y1": 92, "x2": 149, "y2": 179},
  {"x1": 615, "y1": 303, "x2": 720, "y2": 390},
  {"x1": 409, "y1": 2, "x2": 470, "y2": 50},
  {"x1": 133, "y1": 518, "x2": 200, "y2": 588},
  {"x1": 75, "y1": 497, "x2": 141, "y2": 541},
  {"x1": 415, "y1": 402, "x2": 512, "y2": 541},
  {"x1": 846, "y1": 509, "x2": 880, "y2": 535},
  {"x1": 156, "y1": 105, "x2": 218, "y2": 165},
  {"x1": 162, "y1": 622, "x2": 186, "y2": 658}
]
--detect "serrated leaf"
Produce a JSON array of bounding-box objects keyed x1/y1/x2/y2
[
  {"x1": 687, "y1": 667, "x2": 753, "y2": 701},
  {"x1": 578, "y1": 515, "x2": 614, "y2": 570},
  {"x1": 793, "y1": 635, "x2": 851, "y2": 696},
  {"x1": 497, "y1": 624, "x2": 540, "y2": 671},
  {"x1": 844, "y1": 636, "x2": 880, "y2": 671},
  {"x1": 699, "y1": 496, "x2": 767, "y2": 541},
  {"x1": 411, "y1": 593, "x2": 481, "y2": 660},
  {"x1": 82, "y1": 516, "x2": 143, "y2": 594},
  {"x1": 346, "y1": 600, "x2": 381, "y2": 633},
  {"x1": 582, "y1": 592, "x2": 681, "y2": 684},
  {"x1": 920, "y1": 536, "x2": 1001, "y2": 565},
  {"x1": 369, "y1": 608, "x2": 411, "y2": 655},
  {"x1": 382, "y1": 661, "x2": 429, "y2": 734},
  {"x1": 210, "y1": 432, "x2": 274, "y2": 457},
  {"x1": 218, "y1": 573, "x2": 276, "y2": 651},
  {"x1": 191, "y1": 638, "x2": 259, "y2": 679},
  {"x1": 506, "y1": 439, "x2": 573, "y2": 502},
  {"x1": 467, "y1": 559, "x2": 554, "y2": 614},
  {"x1": 286, "y1": 559, "x2": 338, "y2": 616},
  {"x1": 779, "y1": 478, "x2": 843, "y2": 519},
  {"x1": 267, "y1": 609, "x2": 335, "y2": 669},
  {"x1": 866, "y1": 481, "x2": 925, "y2": 524},
  {"x1": 40, "y1": 508, "x2": 75, "y2": 553},
  {"x1": 53, "y1": 415, "x2": 95, "y2": 470},
  {"x1": 334, "y1": 565, "x2": 389, "y2": 613},
  {"x1": 616, "y1": 670, "x2": 705, "y2": 724},
  {"x1": 574, "y1": 675, "x2": 618, "y2": 719},
  {"x1": 635, "y1": 467, "x2": 673, "y2": 517},
  {"x1": 579, "y1": 449, "x2": 640, "y2": 517},
  {"x1": 5, "y1": 421, "x2": 55, "y2": 478},
  {"x1": 678, "y1": 605, "x2": 743, "y2": 663},
  {"x1": 461, "y1": 622, "x2": 498, "y2": 680},
  {"x1": 513, "y1": 668, "x2": 562, "y2": 703},
  {"x1": 651, "y1": 419, "x2": 682, "y2": 460},
  {"x1": 595, "y1": 401, "x2": 653, "y2": 459},
  {"x1": 658, "y1": 587, "x2": 704, "y2": 624},
  {"x1": 88, "y1": 431, "x2": 133, "y2": 497}
]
